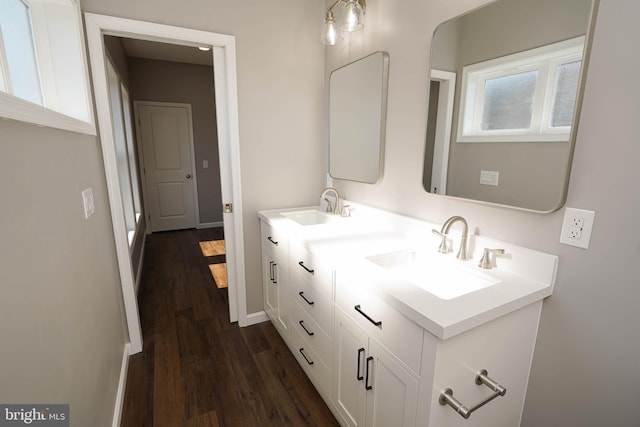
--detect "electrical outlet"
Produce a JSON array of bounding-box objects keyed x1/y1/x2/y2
[{"x1": 560, "y1": 207, "x2": 595, "y2": 249}]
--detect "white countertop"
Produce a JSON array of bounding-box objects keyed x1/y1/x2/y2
[{"x1": 258, "y1": 203, "x2": 557, "y2": 340}]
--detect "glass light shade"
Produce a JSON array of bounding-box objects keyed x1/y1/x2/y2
[
  {"x1": 340, "y1": 0, "x2": 364, "y2": 32},
  {"x1": 322, "y1": 12, "x2": 343, "y2": 45}
]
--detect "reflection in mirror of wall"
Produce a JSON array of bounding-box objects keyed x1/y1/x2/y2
[
  {"x1": 423, "y1": 0, "x2": 598, "y2": 212},
  {"x1": 330, "y1": 51, "x2": 389, "y2": 184}
]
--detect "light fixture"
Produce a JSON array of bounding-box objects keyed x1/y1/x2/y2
[
  {"x1": 321, "y1": 0, "x2": 366, "y2": 46},
  {"x1": 198, "y1": 46, "x2": 211, "y2": 51}
]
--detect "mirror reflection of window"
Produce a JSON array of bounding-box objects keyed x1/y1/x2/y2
[
  {"x1": 0, "y1": 0, "x2": 43, "y2": 105},
  {"x1": 458, "y1": 36, "x2": 584, "y2": 143}
]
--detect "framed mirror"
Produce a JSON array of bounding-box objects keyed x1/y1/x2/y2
[
  {"x1": 423, "y1": 0, "x2": 598, "y2": 212},
  {"x1": 330, "y1": 51, "x2": 389, "y2": 184}
]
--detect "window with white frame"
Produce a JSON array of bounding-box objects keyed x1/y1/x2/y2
[
  {"x1": 0, "y1": 0, "x2": 94, "y2": 134},
  {"x1": 457, "y1": 36, "x2": 585, "y2": 143}
]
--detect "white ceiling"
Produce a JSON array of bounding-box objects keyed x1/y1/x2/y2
[{"x1": 120, "y1": 37, "x2": 213, "y2": 66}]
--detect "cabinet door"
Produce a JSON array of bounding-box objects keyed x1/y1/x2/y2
[
  {"x1": 262, "y1": 251, "x2": 278, "y2": 323},
  {"x1": 365, "y1": 339, "x2": 419, "y2": 427},
  {"x1": 334, "y1": 308, "x2": 368, "y2": 427}
]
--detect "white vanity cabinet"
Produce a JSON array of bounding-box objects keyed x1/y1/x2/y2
[
  {"x1": 260, "y1": 221, "x2": 289, "y2": 340},
  {"x1": 258, "y1": 205, "x2": 556, "y2": 427}
]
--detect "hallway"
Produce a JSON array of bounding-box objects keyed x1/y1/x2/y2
[{"x1": 120, "y1": 228, "x2": 339, "y2": 426}]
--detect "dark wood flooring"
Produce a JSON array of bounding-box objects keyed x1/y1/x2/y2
[{"x1": 120, "y1": 228, "x2": 340, "y2": 427}]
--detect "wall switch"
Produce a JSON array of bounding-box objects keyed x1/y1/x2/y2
[
  {"x1": 203, "y1": 160, "x2": 209, "y2": 169},
  {"x1": 560, "y1": 207, "x2": 595, "y2": 249},
  {"x1": 82, "y1": 188, "x2": 95, "y2": 219},
  {"x1": 480, "y1": 170, "x2": 499, "y2": 186}
]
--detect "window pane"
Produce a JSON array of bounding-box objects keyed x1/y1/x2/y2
[
  {"x1": 550, "y1": 60, "x2": 581, "y2": 128},
  {"x1": 0, "y1": 0, "x2": 43, "y2": 105},
  {"x1": 481, "y1": 70, "x2": 538, "y2": 131}
]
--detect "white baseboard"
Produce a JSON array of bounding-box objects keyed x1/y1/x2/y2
[
  {"x1": 245, "y1": 310, "x2": 269, "y2": 326},
  {"x1": 197, "y1": 221, "x2": 223, "y2": 229},
  {"x1": 112, "y1": 343, "x2": 131, "y2": 427}
]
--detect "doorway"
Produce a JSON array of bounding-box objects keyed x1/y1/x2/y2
[{"x1": 84, "y1": 14, "x2": 248, "y2": 355}]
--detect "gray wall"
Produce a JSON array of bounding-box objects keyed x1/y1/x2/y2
[
  {"x1": 128, "y1": 57, "x2": 222, "y2": 224},
  {"x1": 0, "y1": 121, "x2": 127, "y2": 425},
  {"x1": 327, "y1": 0, "x2": 640, "y2": 425}
]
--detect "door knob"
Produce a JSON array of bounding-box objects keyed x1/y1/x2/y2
[{"x1": 186, "y1": 174, "x2": 192, "y2": 179}]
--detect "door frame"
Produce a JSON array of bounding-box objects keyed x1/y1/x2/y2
[
  {"x1": 429, "y1": 69, "x2": 456, "y2": 195},
  {"x1": 84, "y1": 13, "x2": 247, "y2": 354},
  {"x1": 134, "y1": 101, "x2": 200, "y2": 232}
]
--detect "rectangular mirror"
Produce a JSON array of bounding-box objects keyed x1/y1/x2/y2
[
  {"x1": 330, "y1": 51, "x2": 389, "y2": 184},
  {"x1": 423, "y1": 0, "x2": 598, "y2": 212}
]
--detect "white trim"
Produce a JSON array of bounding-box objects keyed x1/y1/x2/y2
[
  {"x1": 197, "y1": 221, "x2": 224, "y2": 229},
  {"x1": 429, "y1": 69, "x2": 456, "y2": 195},
  {"x1": 84, "y1": 14, "x2": 247, "y2": 347},
  {"x1": 246, "y1": 310, "x2": 270, "y2": 326},
  {"x1": 111, "y1": 343, "x2": 131, "y2": 427}
]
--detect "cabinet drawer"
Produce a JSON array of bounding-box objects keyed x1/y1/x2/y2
[
  {"x1": 291, "y1": 300, "x2": 332, "y2": 368},
  {"x1": 261, "y1": 221, "x2": 288, "y2": 260},
  {"x1": 335, "y1": 272, "x2": 423, "y2": 375},
  {"x1": 289, "y1": 242, "x2": 333, "y2": 299},
  {"x1": 291, "y1": 270, "x2": 334, "y2": 336},
  {"x1": 290, "y1": 322, "x2": 332, "y2": 398}
]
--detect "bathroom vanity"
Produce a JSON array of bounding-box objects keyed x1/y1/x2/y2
[{"x1": 258, "y1": 203, "x2": 556, "y2": 426}]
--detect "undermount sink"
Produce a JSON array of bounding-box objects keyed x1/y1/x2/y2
[
  {"x1": 280, "y1": 209, "x2": 338, "y2": 226},
  {"x1": 366, "y1": 249, "x2": 501, "y2": 300}
]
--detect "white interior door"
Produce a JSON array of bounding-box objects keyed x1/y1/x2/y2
[{"x1": 136, "y1": 102, "x2": 197, "y2": 232}]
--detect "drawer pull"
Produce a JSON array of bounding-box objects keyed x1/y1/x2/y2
[
  {"x1": 270, "y1": 262, "x2": 277, "y2": 284},
  {"x1": 298, "y1": 291, "x2": 315, "y2": 306},
  {"x1": 299, "y1": 320, "x2": 315, "y2": 336},
  {"x1": 439, "y1": 369, "x2": 507, "y2": 419},
  {"x1": 299, "y1": 348, "x2": 314, "y2": 365},
  {"x1": 365, "y1": 356, "x2": 374, "y2": 390},
  {"x1": 354, "y1": 305, "x2": 382, "y2": 327},
  {"x1": 298, "y1": 261, "x2": 315, "y2": 274},
  {"x1": 356, "y1": 347, "x2": 365, "y2": 381},
  {"x1": 267, "y1": 236, "x2": 278, "y2": 246}
]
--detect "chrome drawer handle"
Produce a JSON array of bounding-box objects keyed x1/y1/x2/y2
[{"x1": 354, "y1": 305, "x2": 382, "y2": 327}]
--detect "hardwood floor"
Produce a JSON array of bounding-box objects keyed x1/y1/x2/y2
[{"x1": 120, "y1": 228, "x2": 340, "y2": 427}]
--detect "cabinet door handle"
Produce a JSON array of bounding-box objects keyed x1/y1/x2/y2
[
  {"x1": 356, "y1": 347, "x2": 365, "y2": 381},
  {"x1": 267, "y1": 236, "x2": 278, "y2": 246},
  {"x1": 298, "y1": 261, "x2": 315, "y2": 274},
  {"x1": 354, "y1": 305, "x2": 382, "y2": 327},
  {"x1": 365, "y1": 356, "x2": 374, "y2": 390},
  {"x1": 299, "y1": 348, "x2": 314, "y2": 365},
  {"x1": 272, "y1": 263, "x2": 278, "y2": 284},
  {"x1": 299, "y1": 320, "x2": 315, "y2": 336},
  {"x1": 298, "y1": 291, "x2": 315, "y2": 305},
  {"x1": 269, "y1": 261, "x2": 274, "y2": 281}
]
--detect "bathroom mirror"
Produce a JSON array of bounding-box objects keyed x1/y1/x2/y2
[
  {"x1": 423, "y1": 0, "x2": 598, "y2": 212},
  {"x1": 330, "y1": 51, "x2": 389, "y2": 184}
]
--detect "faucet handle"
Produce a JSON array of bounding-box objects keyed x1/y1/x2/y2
[
  {"x1": 432, "y1": 229, "x2": 449, "y2": 253},
  {"x1": 478, "y1": 248, "x2": 505, "y2": 269}
]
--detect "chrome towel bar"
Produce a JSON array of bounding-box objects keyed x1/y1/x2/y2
[{"x1": 438, "y1": 369, "x2": 507, "y2": 419}]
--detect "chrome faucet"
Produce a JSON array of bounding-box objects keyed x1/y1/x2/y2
[
  {"x1": 432, "y1": 216, "x2": 470, "y2": 260},
  {"x1": 320, "y1": 187, "x2": 341, "y2": 214}
]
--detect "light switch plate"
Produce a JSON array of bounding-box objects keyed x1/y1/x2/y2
[
  {"x1": 82, "y1": 188, "x2": 95, "y2": 219},
  {"x1": 560, "y1": 207, "x2": 595, "y2": 249},
  {"x1": 480, "y1": 170, "x2": 499, "y2": 186}
]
